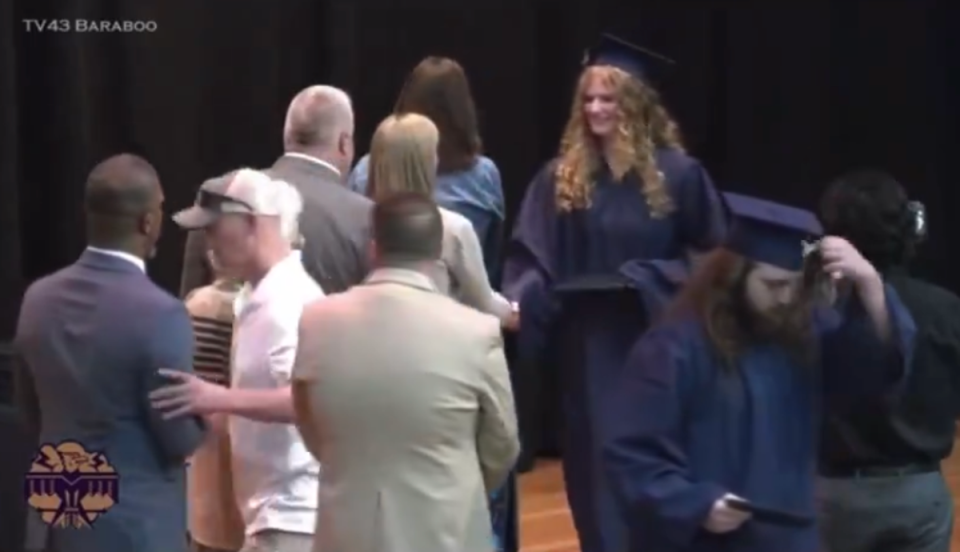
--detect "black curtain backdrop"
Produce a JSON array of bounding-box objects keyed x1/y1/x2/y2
[
  {"x1": 0, "y1": 2, "x2": 958, "y2": 549},
  {"x1": 1, "y1": 2, "x2": 958, "y2": 331}
]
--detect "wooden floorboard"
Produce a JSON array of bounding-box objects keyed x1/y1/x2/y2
[{"x1": 519, "y1": 443, "x2": 960, "y2": 552}]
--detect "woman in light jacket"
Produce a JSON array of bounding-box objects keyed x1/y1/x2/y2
[
  {"x1": 366, "y1": 113, "x2": 515, "y2": 327},
  {"x1": 365, "y1": 112, "x2": 519, "y2": 552}
]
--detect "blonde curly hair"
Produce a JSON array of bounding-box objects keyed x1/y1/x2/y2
[{"x1": 555, "y1": 65, "x2": 685, "y2": 215}]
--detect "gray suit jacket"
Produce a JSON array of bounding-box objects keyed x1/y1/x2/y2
[
  {"x1": 15, "y1": 249, "x2": 207, "y2": 552},
  {"x1": 293, "y1": 268, "x2": 520, "y2": 552},
  {"x1": 180, "y1": 155, "x2": 372, "y2": 298}
]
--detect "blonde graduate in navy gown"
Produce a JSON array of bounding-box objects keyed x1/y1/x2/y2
[
  {"x1": 602, "y1": 193, "x2": 916, "y2": 552},
  {"x1": 502, "y1": 34, "x2": 727, "y2": 552}
]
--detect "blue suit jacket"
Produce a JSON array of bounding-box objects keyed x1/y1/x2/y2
[{"x1": 14, "y1": 249, "x2": 207, "y2": 552}]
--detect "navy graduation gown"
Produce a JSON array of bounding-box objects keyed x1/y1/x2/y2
[
  {"x1": 504, "y1": 148, "x2": 725, "y2": 359},
  {"x1": 502, "y1": 148, "x2": 726, "y2": 552},
  {"x1": 602, "y1": 285, "x2": 916, "y2": 552},
  {"x1": 551, "y1": 276, "x2": 650, "y2": 552}
]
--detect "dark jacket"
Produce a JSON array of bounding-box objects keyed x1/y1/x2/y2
[{"x1": 15, "y1": 249, "x2": 207, "y2": 552}]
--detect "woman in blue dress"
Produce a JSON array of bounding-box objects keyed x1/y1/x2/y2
[
  {"x1": 502, "y1": 34, "x2": 727, "y2": 552},
  {"x1": 347, "y1": 56, "x2": 518, "y2": 552},
  {"x1": 348, "y1": 57, "x2": 506, "y2": 283}
]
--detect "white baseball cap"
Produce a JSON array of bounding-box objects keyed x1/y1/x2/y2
[{"x1": 173, "y1": 169, "x2": 296, "y2": 230}]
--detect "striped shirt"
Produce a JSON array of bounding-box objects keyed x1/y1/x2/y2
[
  {"x1": 192, "y1": 314, "x2": 234, "y2": 385},
  {"x1": 184, "y1": 279, "x2": 245, "y2": 551},
  {"x1": 188, "y1": 280, "x2": 238, "y2": 385}
]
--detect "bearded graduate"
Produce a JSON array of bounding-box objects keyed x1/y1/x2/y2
[
  {"x1": 601, "y1": 193, "x2": 917, "y2": 552},
  {"x1": 502, "y1": 33, "x2": 727, "y2": 552}
]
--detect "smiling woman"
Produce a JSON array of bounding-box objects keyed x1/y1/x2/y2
[
  {"x1": 556, "y1": 62, "x2": 680, "y2": 215},
  {"x1": 502, "y1": 33, "x2": 729, "y2": 552}
]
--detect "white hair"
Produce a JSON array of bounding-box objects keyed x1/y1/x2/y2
[
  {"x1": 282, "y1": 85, "x2": 354, "y2": 151},
  {"x1": 228, "y1": 168, "x2": 304, "y2": 247},
  {"x1": 274, "y1": 179, "x2": 304, "y2": 248}
]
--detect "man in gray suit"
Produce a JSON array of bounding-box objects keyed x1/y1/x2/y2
[
  {"x1": 181, "y1": 86, "x2": 371, "y2": 297},
  {"x1": 14, "y1": 154, "x2": 208, "y2": 552},
  {"x1": 292, "y1": 193, "x2": 520, "y2": 552}
]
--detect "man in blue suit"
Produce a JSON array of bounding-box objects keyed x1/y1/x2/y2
[{"x1": 14, "y1": 154, "x2": 208, "y2": 552}]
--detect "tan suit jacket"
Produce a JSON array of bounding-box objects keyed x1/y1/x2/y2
[{"x1": 292, "y1": 268, "x2": 519, "y2": 552}]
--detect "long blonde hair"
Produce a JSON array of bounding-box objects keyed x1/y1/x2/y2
[
  {"x1": 556, "y1": 65, "x2": 685, "y2": 215},
  {"x1": 367, "y1": 113, "x2": 439, "y2": 201}
]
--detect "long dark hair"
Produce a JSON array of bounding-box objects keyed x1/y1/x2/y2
[
  {"x1": 394, "y1": 56, "x2": 482, "y2": 174},
  {"x1": 666, "y1": 248, "x2": 818, "y2": 369}
]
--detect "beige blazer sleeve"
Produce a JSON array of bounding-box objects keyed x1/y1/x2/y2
[
  {"x1": 449, "y1": 217, "x2": 514, "y2": 322},
  {"x1": 291, "y1": 301, "x2": 326, "y2": 462},
  {"x1": 476, "y1": 326, "x2": 520, "y2": 493}
]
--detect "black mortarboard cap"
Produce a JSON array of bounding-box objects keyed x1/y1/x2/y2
[
  {"x1": 583, "y1": 33, "x2": 676, "y2": 83},
  {"x1": 723, "y1": 192, "x2": 823, "y2": 272}
]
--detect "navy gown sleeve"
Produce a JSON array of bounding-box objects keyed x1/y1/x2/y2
[
  {"x1": 818, "y1": 282, "x2": 916, "y2": 397},
  {"x1": 601, "y1": 325, "x2": 727, "y2": 549},
  {"x1": 502, "y1": 162, "x2": 560, "y2": 359},
  {"x1": 674, "y1": 157, "x2": 728, "y2": 252}
]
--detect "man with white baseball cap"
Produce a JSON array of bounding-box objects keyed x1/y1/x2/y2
[{"x1": 154, "y1": 168, "x2": 323, "y2": 552}]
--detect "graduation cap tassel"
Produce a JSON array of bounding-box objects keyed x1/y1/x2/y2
[{"x1": 907, "y1": 200, "x2": 927, "y2": 241}]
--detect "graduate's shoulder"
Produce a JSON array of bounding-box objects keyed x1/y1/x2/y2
[
  {"x1": 624, "y1": 317, "x2": 712, "y2": 386},
  {"x1": 632, "y1": 315, "x2": 709, "y2": 359},
  {"x1": 531, "y1": 158, "x2": 561, "y2": 184},
  {"x1": 516, "y1": 158, "x2": 562, "y2": 203},
  {"x1": 653, "y1": 315, "x2": 707, "y2": 342},
  {"x1": 655, "y1": 147, "x2": 708, "y2": 176}
]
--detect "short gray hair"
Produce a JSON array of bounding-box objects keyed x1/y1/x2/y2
[{"x1": 282, "y1": 85, "x2": 354, "y2": 151}]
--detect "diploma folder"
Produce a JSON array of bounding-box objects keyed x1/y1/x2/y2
[{"x1": 725, "y1": 497, "x2": 815, "y2": 528}]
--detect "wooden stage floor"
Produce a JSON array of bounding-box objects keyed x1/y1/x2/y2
[{"x1": 518, "y1": 447, "x2": 960, "y2": 552}]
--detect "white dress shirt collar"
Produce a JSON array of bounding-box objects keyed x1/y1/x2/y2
[
  {"x1": 282, "y1": 152, "x2": 341, "y2": 176},
  {"x1": 86, "y1": 246, "x2": 146, "y2": 273}
]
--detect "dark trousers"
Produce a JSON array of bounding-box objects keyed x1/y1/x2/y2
[{"x1": 817, "y1": 470, "x2": 954, "y2": 552}]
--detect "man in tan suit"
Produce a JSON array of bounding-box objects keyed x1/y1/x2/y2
[{"x1": 292, "y1": 192, "x2": 519, "y2": 552}]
